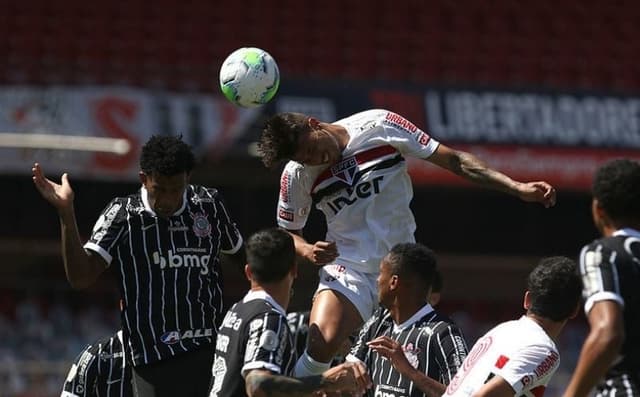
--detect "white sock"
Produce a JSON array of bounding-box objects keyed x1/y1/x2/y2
[{"x1": 293, "y1": 350, "x2": 331, "y2": 377}]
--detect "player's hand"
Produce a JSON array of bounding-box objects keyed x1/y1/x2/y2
[
  {"x1": 321, "y1": 361, "x2": 371, "y2": 396},
  {"x1": 306, "y1": 241, "x2": 339, "y2": 265},
  {"x1": 516, "y1": 181, "x2": 556, "y2": 208},
  {"x1": 32, "y1": 163, "x2": 75, "y2": 212},
  {"x1": 367, "y1": 336, "x2": 414, "y2": 376}
]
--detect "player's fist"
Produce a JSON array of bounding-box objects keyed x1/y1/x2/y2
[{"x1": 305, "y1": 241, "x2": 339, "y2": 265}]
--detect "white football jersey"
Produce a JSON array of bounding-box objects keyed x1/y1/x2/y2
[
  {"x1": 276, "y1": 109, "x2": 440, "y2": 273},
  {"x1": 445, "y1": 316, "x2": 560, "y2": 397}
]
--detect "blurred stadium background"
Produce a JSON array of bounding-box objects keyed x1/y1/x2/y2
[{"x1": 1, "y1": 0, "x2": 639, "y2": 395}]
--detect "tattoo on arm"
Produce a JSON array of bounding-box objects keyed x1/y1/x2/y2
[
  {"x1": 245, "y1": 370, "x2": 326, "y2": 397},
  {"x1": 448, "y1": 151, "x2": 518, "y2": 194}
]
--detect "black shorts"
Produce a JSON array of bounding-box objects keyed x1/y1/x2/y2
[{"x1": 132, "y1": 344, "x2": 215, "y2": 397}]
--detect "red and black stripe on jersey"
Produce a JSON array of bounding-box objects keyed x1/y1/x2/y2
[
  {"x1": 310, "y1": 145, "x2": 404, "y2": 204},
  {"x1": 580, "y1": 232, "x2": 640, "y2": 378},
  {"x1": 350, "y1": 307, "x2": 469, "y2": 397},
  {"x1": 62, "y1": 332, "x2": 132, "y2": 397},
  {"x1": 86, "y1": 185, "x2": 241, "y2": 366}
]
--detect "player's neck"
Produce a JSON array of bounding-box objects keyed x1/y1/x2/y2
[
  {"x1": 389, "y1": 299, "x2": 426, "y2": 325},
  {"x1": 250, "y1": 284, "x2": 291, "y2": 312},
  {"x1": 325, "y1": 123, "x2": 350, "y2": 150},
  {"x1": 526, "y1": 313, "x2": 564, "y2": 341}
]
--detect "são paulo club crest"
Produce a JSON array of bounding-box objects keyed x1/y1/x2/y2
[
  {"x1": 331, "y1": 156, "x2": 358, "y2": 185},
  {"x1": 191, "y1": 212, "x2": 211, "y2": 238}
]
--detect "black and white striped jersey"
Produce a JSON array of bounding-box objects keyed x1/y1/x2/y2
[
  {"x1": 579, "y1": 228, "x2": 640, "y2": 379},
  {"x1": 210, "y1": 290, "x2": 296, "y2": 397},
  {"x1": 348, "y1": 305, "x2": 469, "y2": 397},
  {"x1": 84, "y1": 185, "x2": 243, "y2": 366},
  {"x1": 61, "y1": 331, "x2": 132, "y2": 397},
  {"x1": 286, "y1": 310, "x2": 310, "y2": 359}
]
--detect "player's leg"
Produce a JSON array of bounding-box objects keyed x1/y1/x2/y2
[{"x1": 293, "y1": 265, "x2": 375, "y2": 376}]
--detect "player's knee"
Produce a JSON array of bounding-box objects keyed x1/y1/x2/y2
[{"x1": 306, "y1": 323, "x2": 345, "y2": 361}]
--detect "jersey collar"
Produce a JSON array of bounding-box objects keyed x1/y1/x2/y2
[
  {"x1": 613, "y1": 228, "x2": 640, "y2": 238},
  {"x1": 243, "y1": 289, "x2": 287, "y2": 316},
  {"x1": 140, "y1": 185, "x2": 188, "y2": 217},
  {"x1": 393, "y1": 303, "x2": 434, "y2": 332}
]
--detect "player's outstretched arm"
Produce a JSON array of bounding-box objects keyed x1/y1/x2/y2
[
  {"x1": 426, "y1": 144, "x2": 556, "y2": 208},
  {"x1": 244, "y1": 361, "x2": 371, "y2": 397},
  {"x1": 562, "y1": 301, "x2": 624, "y2": 397},
  {"x1": 32, "y1": 163, "x2": 106, "y2": 289}
]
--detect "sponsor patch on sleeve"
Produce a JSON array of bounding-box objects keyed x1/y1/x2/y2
[
  {"x1": 278, "y1": 207, "x2": 294, "y2": 222},
  {"x1": 259, "y1": 330, "x2": 279, "y2": 351}
]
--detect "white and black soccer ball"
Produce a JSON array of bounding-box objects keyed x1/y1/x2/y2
[{"x1": 219, "y1": 47, "x2": 280, "y2": 108}]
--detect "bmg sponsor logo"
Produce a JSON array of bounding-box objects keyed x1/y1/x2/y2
[{"x1": 152, "y1": 250, "x2": 210, "y2": 275}]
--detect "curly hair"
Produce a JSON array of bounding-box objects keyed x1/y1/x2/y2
[
  {"x1": 593, "y1": 159, "x2": 640, "y2": 223},
  {"x1": 527, "y1": 256, "x2": 581, "y2": 321},
  {"x1": 258, "y1": 112, "x2": 310, "y2": 168},
  {"x1": 139, "y1": 135, "x2": 196, "y2": 176}
]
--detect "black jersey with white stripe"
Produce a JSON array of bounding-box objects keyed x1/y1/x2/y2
[
  {"x1": 349, "y1": 305, "x2": 469, "y2": 397},
  {"x1": 84, "y1": 185, "x2": 243, "y2": 366},
  {"x1": 210, "y1": 290, "x2": 296, "y2": 397},
  {"x1": 579, "y1": 228, "x2": 640, "y2": 376},
  {"x1": 286, "y1": 311, "x2": 310, "y2": 359},
  {"x1": 61, "y1": 331, "x2": 132, "y2": 397}
]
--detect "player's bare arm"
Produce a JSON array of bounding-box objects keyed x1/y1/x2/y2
[
  {"x1": 288, "y1": 229, "x2": 339, "y2": 265},
  {"x1": 367, "y1": 336, "x2": 446, "y2": 397},
  {"x1": 32, "y1": 163, "x2": 107, "y2": 289},
  {"x1": 470, "y1": 375, "x2": 516, "y2": 397},
  {"x1": 427, "y1": 144, "x2": 556, "y2": 208},
  {"x1": 562, "y1": 301, "x2": 624, "y2": 397},
  {"x1": 244, "y1": 362, "x2": 370, "y2": 397}
]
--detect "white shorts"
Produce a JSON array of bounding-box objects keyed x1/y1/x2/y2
[{"x1": 316, "y1": 264, "x2": 378, "y2": 322}]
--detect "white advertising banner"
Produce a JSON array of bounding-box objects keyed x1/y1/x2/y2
[{"x1": 0, "y1": 86, "x2": 259, "y2": 180}]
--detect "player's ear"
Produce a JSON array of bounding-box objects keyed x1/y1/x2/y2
[
  {"x1": 569, "y1": 302, "x2": 580, "y2": 319},
  {"x1": 244, "y1": 264, "x2": 252, "y2": 282},
  {"x1": 139, "y1": 171, "x2": 147, "y2": 185},
  {"x1": 308, "y1": 117, "x2": 320, "y2": 130},
  {"x1": 523, "y1": 291, "x2": 532, "y2": 310}
]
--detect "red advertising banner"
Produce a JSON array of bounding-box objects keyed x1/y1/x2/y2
[{"x1": 408, "y1": 145, "x2": 640, "y2": 191}]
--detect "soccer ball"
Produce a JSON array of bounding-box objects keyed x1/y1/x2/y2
[{"x1": 219, "y1": 47, "x2": 280, "y2": 108}]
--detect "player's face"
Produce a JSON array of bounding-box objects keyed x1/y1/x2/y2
[
  {"x1": 377, "y1": 256, "x2": 395, "y2": 307},
  {"x1": 292, "y1": 128, "x2": 342, "y2": 166},
  {"x1": 141, "y1": 172, "x2": 188, "y2": 218}
]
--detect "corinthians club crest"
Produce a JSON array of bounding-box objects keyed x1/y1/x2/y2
[{"x1": 191, "y1": 212, "x2": 211, "y2": 238}]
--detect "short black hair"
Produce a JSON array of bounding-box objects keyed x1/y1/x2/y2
[
  {"x1": 387, "y1": 243, "x2": 437, "y2": 291},
  {"x1": 593, "y1": 159, "x2": 640, "y2": 223},
  {"x1": 527, "y1": 256, "x2": 581, "y2": 321},
  {"x1": 246, "y1": 228, "x2": 295, "y2": 283},
  {"x1": 140, "y1": 135, "x2": 196, "y2": 176},
  {"x1": 258, "y1": 113, "x2": 310, "y2": 168},
  {"x1": 432, "y1": 269, "x2": 444, "y2": 294}
]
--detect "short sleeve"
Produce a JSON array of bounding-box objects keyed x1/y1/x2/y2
[
  {"x1": 61, "y1": 344, "x2": 99, "y2": 396},
  {"x1": 495, "y1": 346, "x2": 560, "y2": 394},
  {"x1": 432, "y1": 322, "x2": 469, "y2": 384},
  {"x1": 83, "y1": 198, "x2": 127, "y2": 265},
  {"x1": 241, "y1": 311, "x2": 292, "y2": 377},
  {"x1": 579, "y1": 242, "x2": 625, "y2": 314},
  {"x1": 276, "y1": 162, "x2": 313, "y2": 230},
  {"x1": 210, "y1": 190, "x2": 243, "y2": 254},
  {"x1": 380, "y1": 111, "x2": 440, "y2": 159}
]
